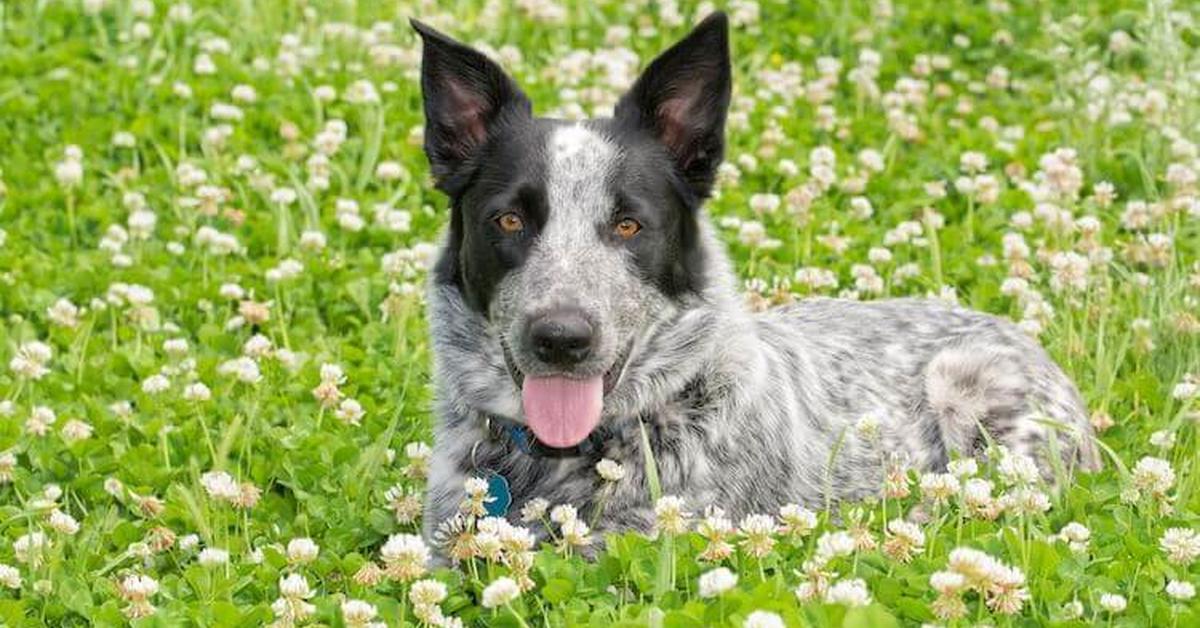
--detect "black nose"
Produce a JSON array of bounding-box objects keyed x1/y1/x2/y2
[{"x1": 528, "y1": 310, "x2": 595, "y2": 366}]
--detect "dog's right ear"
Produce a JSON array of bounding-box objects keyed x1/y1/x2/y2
[
  {"x1": 411, "y1": 20, "x2": 531, "y2": 189},
  {"x1": 614, "y1": 12, "x2": 731, "y2": 201}
]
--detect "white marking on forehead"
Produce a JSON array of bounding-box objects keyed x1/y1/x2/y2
[
  {"x1": 550, "y1": 124, "x2": 613, "y2": 160},
  {"x1": 545, "y1": 125, "x2": 619, "y2": 229},
  {"x1": 526, "y1": 125, "x2": 624, "y2": 312}
]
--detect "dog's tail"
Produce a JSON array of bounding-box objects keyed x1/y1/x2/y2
[{"x1": 924, "y1": 343, "x2": 1101, "y2": 480}]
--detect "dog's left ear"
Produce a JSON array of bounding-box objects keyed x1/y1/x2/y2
[
  {"x1": 615, "y1": 12, "x2": 731, "y2": 200},
  {"x1": 411, "y1": 19, "x2": 532, "y2": 190}
]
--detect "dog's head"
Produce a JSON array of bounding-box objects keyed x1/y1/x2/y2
[{"x1": 414, "y1": 14, "x2": 731, "y2": 447}]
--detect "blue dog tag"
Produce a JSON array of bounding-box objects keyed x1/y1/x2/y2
[{"x1": 484, "y1": 472, "x2": 512, "y2": 517}]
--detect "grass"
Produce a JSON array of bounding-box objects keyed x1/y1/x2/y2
[{"x1": 0, "y1": 0, "x2": 1198, "y2": 626}]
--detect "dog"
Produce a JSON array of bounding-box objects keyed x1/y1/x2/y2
[{"x1": 412, "y1": 12, "x2": 1099, "y2": 546}]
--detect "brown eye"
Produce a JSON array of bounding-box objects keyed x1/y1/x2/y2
[
  {"x1": 496, "y1": 212, "x2": 524, "y2": 234},
  {"x1": 615, "y1": 217, "x2": 642, "y2": 239}
]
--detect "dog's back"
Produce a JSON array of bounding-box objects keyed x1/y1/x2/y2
[{"x1": 758, "y1": 297, "x2": 1101, "y2": 485}]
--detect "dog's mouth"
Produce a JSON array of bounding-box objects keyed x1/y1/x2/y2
[{"x1": 500, "y1": 340, "x2": 633, "y2": 448}]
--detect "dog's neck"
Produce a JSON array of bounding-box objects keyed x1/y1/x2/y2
[{"x1": 426, "y1": 218, "x2": 759, "y2": 433}]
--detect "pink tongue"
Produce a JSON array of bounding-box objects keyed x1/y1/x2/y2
[{"x1": 521, "y1": 376, "x2": 604, "y2": 448}]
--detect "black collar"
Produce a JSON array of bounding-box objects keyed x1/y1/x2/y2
[{"x1": 485, "y1": 415, "x2": 609, "y2": 459}]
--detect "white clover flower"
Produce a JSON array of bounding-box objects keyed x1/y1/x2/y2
[
  {"x1": 1000, "y1": 486, "x2": 1051, "y2": 516},
  {"x1": 401, "y1": 442, "x2": 432, "y2": 478},
  {"x1": 26, "y1": 405, "x2": 57, "y2": 437},
  {"x1": 230, "y1": 84, "x2": 257, "y2": 103},
  {"x1": 344, "y1": 79, "x2": 380, "y2": 104},
  {"x1": 1061, "y1": 599, "x2": 1084, "y2": 620},
  {"x1": 1055, "y1": 522, "x2": 1091, "y2": 553},
  {"x1": 218, "y1": 283, "x2": 246, "y2": 300},
  {"x1": 61, "y1": 419, "x2": 93, "y2": 443},
  {"x1": 0, "y1": 452, "x2": 16, "y2": 483},
  {"x1": 1133, "y1": 456, "x2": 1175, "y2": 495},
  {"x1": 749, "y1": 193, "x2": 781, "y2": 213},
  {"x1": 521, "y1": 498, "x2": 549, "y2": 522},
  {"x1": 778, "y1": 504, "x2": 817, "y2": 537},
  {"x1": 996, "y1": 449, "x2": 1040, "y2": 485},
  {"x1": 183, "y1": 382, "x2": 211, "y2": 401},
  {"x1": 217, "y1": 357, "x2": 261, "y2": 384},
  {"x1": 54, "y1": 155, "x2": 83, "y2": 188},
  {"x1": 141, "y1": 374, "x2": 170, "y2": 394},
  {"x1": 1160, "y1": 528, "x2": 1200, "y2": 565},
  {"x1": 375, "y1": 161, "x2": 405, "y2": 181},
  {"x1": 127, "y1": 209, "x2": 157, "y2": 239},
  {"x1": 698, "y1": 567, "x2": 738, "y2": 598},
  {"x1": 920, "y1": 472, "x2": 961, "y2": 502},
  {"x1": 0, "y1": 564, "x2": 19, "y2": 589},
  {"x1": 1167, "y1": 580, "x2": 1195, "y2": 601},
  {"x1": 929, "y1": 570, "x2": 965, "y2": 595},
  {"x1": 335, "y1": 398, "x2": 365, "y2": 425},
  {"x1": 193, "y1": 53, "x2": 216, "y2": 75},
  {"x1": 162, "y1": 338, "x2": 189, "y2": 356},
  {"x1": 743, "y1": 610, "x2": 785, "y2": 628},
  {"x1": 313, "y1": 85, "x2": 337, "y2": 101},
  {"x1": 1099, "y1": 593, "x2": 1126, "y2": 613},
  {"x1": 299, "y1": 230, "x2": 327, "y2": 251},
  {"x1": 319, "y1": 363, "x2": 346, "y2": 385},
  {"x1": 119, "y1": 574, "x2": 159, "y2": 602},
  {"x1": 48, "y1": 510, "x2": 79, "y2": 535},
  {"x1": 739, "y1": 513, "x2": 778, "y2": 557},
  {"x1": 814, "y1": 530, "x2": 856, "y2": 564},
  {"x1": 653, "y1": 496, "x2": 691, "y2": 535},
  {"x1": 200, "y1": 471, "x2": 240, "y2": 502},
  {"x1": 286, "y1": 537, "x2": 319, "y2": 564},
  {"x1": 10, "y1": 341, "x2": 52, "y2": 380},
  {"x1": 46, "y1": 298, "x2": 80, "y2": 328},
  {"x1": 883, "y1": 518, "x2": 926, "y2": 561},
  {"x1": 866, "y1": 247, "x2": 893, "y2": 265},
  {"x1": 380, "y1": 533, "x2": 429, "y2": 581},
  {"x1": 854, "y1": 409, "x2": 882, "y2": 440},
  {"x1": 197, "y1": 548, "x2": 229, "y2": 567},
  {"x1": 824, "y1": 578, "x2": 871, "y2": 607},
  {"x1": 858, "y1": 149, "x2": 885, "y2": 172},
  {"x1": 481, "y1": 576, "x2": 521, "y2": 608},
  {"x1": 595, "y1": 458, "x2": 625, "y2": 482},
  {"x1": 559, "y1": 518, "x2": 592, "y2": 550},
  {"x1": 341, "y1": 599, "x2": 379, "y2": 626},
  {"x1": 1149, "y1": 429, "x2": 1176, "y2": 450},
  {"x1": 278, "y1": 573, "x2": 312, "y2": 599},
  {"x1": 946, "y1": 547, "x2": 1001, "y2": 585},
  {"x1": 549, "y1": 504, "x2": 578, "y2": 525},
  {"x1": 242, "y1": 334, "x2": 273, "y2": 357},
  {"x1": 13, "y1": 532, "x2": 50, "y2": 566},
  {"x1": 409, "y1": 579, "x2": 448, "y2": 606},
  {"x1": 959, "y1": 150, "x2": 989, "y2": 174},
  {"x1": 1108, "y1": 29, "x2": 1133, "y2": 53},
  {"x1": 102, "y1": 477, "x2": 123, "y2": 498},
  {"x1": 270, "y1": 187, "x2": 298, "y2": 206},
  {"x1": 947, "y1": 458, "x2": 978, "y2": 478}
]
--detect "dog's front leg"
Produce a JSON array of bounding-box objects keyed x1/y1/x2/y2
[{"x1": 421, "y1": 415, "x2": 476, "y2": 550}]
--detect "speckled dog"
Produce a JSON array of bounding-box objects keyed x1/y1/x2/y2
[{"x1": 412, "y1": 13, "x2": 1099, "y2": 547}]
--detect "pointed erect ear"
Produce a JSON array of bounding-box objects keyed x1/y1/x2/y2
[
  {"x1": 411, "y1": 20, "x2": 531, "y2": 189},
  {"x1": 615, "y1": 12, "x2": 731, "y2": 200}
]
